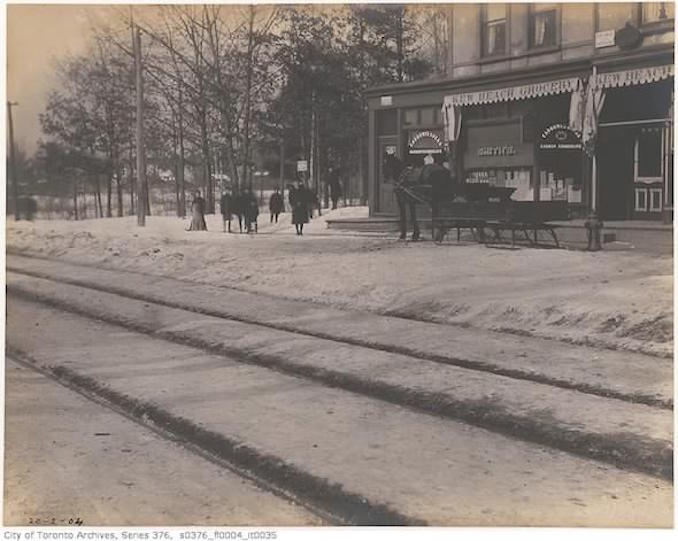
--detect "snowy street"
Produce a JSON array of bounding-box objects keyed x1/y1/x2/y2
[
  {"x1": 4, "y1": 214, "x2": 674, "y2": 525},
  {"x1": 6, "y1": 208, "x2": 673, "y2": 357}
]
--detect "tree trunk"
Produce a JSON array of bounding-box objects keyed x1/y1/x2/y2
[
  {"x1": 243, "y1": 6, "x2": 255, "y2": 191},
  {"x1": 116, "y1": 169, "x2": 124, "y2": 217},
  {"x1": 128, "y1": 140, "x2": 135, "y2": 215},
  {"x1": 396, "y1": 10, "x2": 404, "y2": 82},
  {"x1": 106, "y1": 172, "x2": 113, "y2": 217},
  {"x1": 134, "y1": 25, "x2": 147, "y2": 227},
  {"x1": 178, "y1": 86, "x2": 186, "y2": 217},
  {"x1": 95, "y1": 175, "x2": 104, "y2": 218},
  {"x1": 73, "y1": 178, "x2": 79, "y2": 221}
]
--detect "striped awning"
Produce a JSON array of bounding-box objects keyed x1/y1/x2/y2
[
  {"x1": 444, "y1": 77, "x2": 580, "y2": 107},
  {"x1": 592, "y1": 64, "x2": 674, "y2": 90}
]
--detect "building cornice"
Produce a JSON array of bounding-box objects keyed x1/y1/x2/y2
[{"x1": 366, "y1": 44, "x2": 674, "y2": 99}]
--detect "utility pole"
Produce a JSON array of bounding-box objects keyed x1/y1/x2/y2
[
  {"x1": 279, "y1": 135, "x2": 285, "y2": 205},
  {"x1": 133, "y1": 24, "x2": 147, "y2": 227},
  {"x1": 309, "y1": 89, "x2": 316, "y2": 195},
  {"x1": 7, "y1": 101, "x2": 20, "y2": 221}
]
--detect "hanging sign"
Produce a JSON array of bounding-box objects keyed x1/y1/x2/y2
[
  {"x1": 297, "y1": 160, "x2": 308, "y2": 172},
  {"x1": 408, "y1": 130, "x2": 444, "y2": 154}
]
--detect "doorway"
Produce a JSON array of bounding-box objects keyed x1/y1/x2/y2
[
  {"x1": 377, "y1": 136, "x2": 399, "y2": 214},
  {"x1": 597, "y1": 126, "x2": 635, "y2": 220}
]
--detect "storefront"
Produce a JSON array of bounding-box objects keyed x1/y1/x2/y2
[
  {"x1": 593, "y1": 65, "x2": 673, "y2": 221},
  {"x1": 368, "y1": 59, "x2": 673, "y2": 222}
]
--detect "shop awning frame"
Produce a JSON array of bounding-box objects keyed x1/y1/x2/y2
[
  {"x1": 444, "y1": 77, "x2": 581, "y2": 107},
  {"x1": 592, "y1": 64, "x2": 674, "y2": 90}
]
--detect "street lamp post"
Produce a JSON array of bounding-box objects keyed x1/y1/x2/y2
[{"x1": 7, "y1": 101, "x2": 20, "y2": 221}]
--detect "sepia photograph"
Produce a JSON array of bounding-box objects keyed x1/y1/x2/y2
[{"x1": 3, "y1": 0, "x2": 675, "y2": 530}]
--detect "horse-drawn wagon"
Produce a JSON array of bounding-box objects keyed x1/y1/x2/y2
[{"x1": 382, "y1": 153, "x2": 568, "y2": 247}]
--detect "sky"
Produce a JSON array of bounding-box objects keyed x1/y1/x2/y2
[
  {"x1": 6, "y1": 4, "x2": 106, "y2": 153},
  {"x1": 4, "y1": 2, "x2": 330, "y2": 155}
]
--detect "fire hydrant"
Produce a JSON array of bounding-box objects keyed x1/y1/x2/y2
[{"x1": 584, "y1": 212, "x2": 603, "y2": 251}]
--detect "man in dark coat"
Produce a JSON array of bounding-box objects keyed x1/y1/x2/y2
[
  {"x1": 327, "y1": 167, "x2": 343, "y2": 210},
  {"x1": 220, "y1": 190, "x2": 235, "y2": 232},
  {"x1": 244, "y1": 189, "x2": 259, "y2": 233},
  {"x1": 419, "y1": 154, "x2": 453, "y2": 224},
  {"x1": 291, "y1": 181, "x2": 310, "y2": 235},
  {"x1": 269, "y1": 187, "x2": 284, "y2": 223}
]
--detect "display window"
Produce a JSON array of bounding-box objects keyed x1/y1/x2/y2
[
  {"x1": 466, "y1": 168, "x2": 534, "y2": 201},
  {"x1": 538, "y1": 170, "x2": 581, "y2": 203}
]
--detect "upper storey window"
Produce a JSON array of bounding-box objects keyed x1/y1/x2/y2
[
  {"x1": 482, "y1": 4, "x2": 507, "y2": 56},
  {"x1": 642, "y1": 2, "x2": 675, "y2": 23},
  {"x1": 529, "y1": 3, "x2": 559, "y2": 49}
]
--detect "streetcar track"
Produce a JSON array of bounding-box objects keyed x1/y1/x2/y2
[
  {"x1": 7, "y1": 284, "x2": 673, "y2": 481},
  {"x1": 6, "y1": 259, "x2": 672, "y2": 410},
  {"x1": 7, "y1": 349, "x2": 421, "y2": 526}
]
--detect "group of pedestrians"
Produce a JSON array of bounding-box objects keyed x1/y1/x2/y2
[
  {"x1": 220, "y1": 189, "x2": 260, "y2": 233},
  {"x1": 188, "y1": 174, "x2": 340, "y2": 237}
]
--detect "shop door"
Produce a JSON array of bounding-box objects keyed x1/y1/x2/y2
[
  {"x1": 597, "y1": 127, "x2": 634, "y2": 220},
  {"x1": 377, "y1": 137, "x2": 398, "y2": 214}
]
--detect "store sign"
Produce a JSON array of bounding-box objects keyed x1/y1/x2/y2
[
  {"x1": 408, "y1": 130, "x2": 444, "y2": 154},
  {"x1": 477, "y1": 145, "x2": 516, "y2": 157},
  {"x1": 297, "y1": 160, "x2": 308, "y2": 172},
  {"x1": 445, "y1": 77, "x2": 579, "y2": 107},
  {"x1": 593, "y1": 64, "x2": 674, "y2": 90},
  {"x1": 380, "y1": 95, "x2": 393, "y2": 106},
  {"x1": 539, "y1": 124, "x2": 582, "y2": 151},
  {"x1": 595, "y1": 30, "x2": 615, "y2": 49}
]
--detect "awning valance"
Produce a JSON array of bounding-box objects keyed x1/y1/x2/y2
[
  {"x1": 444, "y1": 77, "x2": 580, "y2": 107},
  {"x1": 592, "y1": 64, "x2": 674, "y2": 90}
]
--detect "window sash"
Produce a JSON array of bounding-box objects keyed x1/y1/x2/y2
[
  {"x1": 530, "y1": 8, "x2": 558, "y2": 48},
  {"x1": 482, "y1": 4, "x2": 507, "y2": 56}
]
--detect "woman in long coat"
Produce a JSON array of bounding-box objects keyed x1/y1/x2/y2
[
  {"x1": 188, "y1": 189, "x2": 207, "y2": 231},
  {"x1": 290, "y1": 182, "x2": 310, "y2": 235}
]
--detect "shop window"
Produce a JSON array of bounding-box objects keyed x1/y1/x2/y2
[
  {"x1": 539, "y1": 170, "x2": 580, "y2": 203},
  {"x1": 482, "y1": 4, "x2": 507, "y2": 56},
  {"x1": 636, "y1": 129, "x2": 662, "y2": 180},
  {"x1": 642, "y1": 2, "x2": 674, "y2": 24},
  {"x1": 403, "y1": 109, "x2": 418, "y2": 127},
  {"x1": 376, "y1": 109, "x2": 397, "y2": 136},
  {"x1": 529, "y1": 4, "x2": 559, "y2": 49},
  {"x1": 420, "y1": 108, "x2": 434, "y2": 126},
  {"x1": 466, "y1": 168, "x2": 534, "y2": 201}
]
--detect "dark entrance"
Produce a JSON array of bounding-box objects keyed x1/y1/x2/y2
[{"x1": 597, "y1": 126, "x2": 634, "y2": 220}]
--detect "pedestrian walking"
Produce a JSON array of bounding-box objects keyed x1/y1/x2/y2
[
  {"x1": 328, "y1": 166, "x2": 343, "y2": 210},
  {"x1": 290, "y1": 181, "x2": 310, "y2": 235},
  {"x1": 187, "y1": 189, "x2": 207, "y2": 231},
  {"x1": 220, "y1": 189, "x2": 235, "y2": 232},
  {"x1": 269, "y1": 187, "x2": 284, "y2": 223},
  {"x1": 244, "y1": 189, "x2": 259, "y2": 233}
]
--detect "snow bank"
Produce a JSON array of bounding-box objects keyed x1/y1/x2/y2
[{"x1": 7, "y1": 207, "x2": 672, "y2": 356}]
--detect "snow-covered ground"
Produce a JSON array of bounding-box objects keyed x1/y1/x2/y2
[{"x1": 6, "y1": 206, "x2": 673, "y2": 356}]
